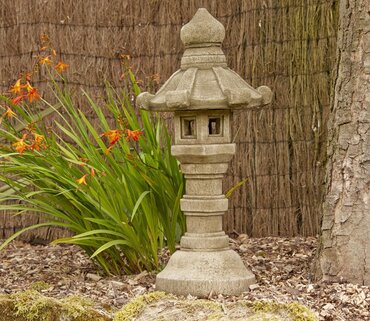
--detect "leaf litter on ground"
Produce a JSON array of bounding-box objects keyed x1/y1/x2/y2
[{"x1": 0, "y1": 237, "x2": 369, "y2": 320}]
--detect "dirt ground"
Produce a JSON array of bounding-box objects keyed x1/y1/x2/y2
[{"x1": 0, "y1": 236, "x2": 369, "y2": 320}]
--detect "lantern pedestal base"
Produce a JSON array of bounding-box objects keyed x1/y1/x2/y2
[{"x1": 155, "y1": 249, "x2": 256, "y2": 297}]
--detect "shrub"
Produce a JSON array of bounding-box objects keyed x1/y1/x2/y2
[{"x1": 0, "y1": 44, "x2": 185, "y2": 274}]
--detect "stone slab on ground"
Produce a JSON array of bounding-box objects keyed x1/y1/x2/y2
[
  {"x1": 114, "y1": 292, "x2": 317, "y2": 321},
  {"x1": 0, "y1": 290, "x2": 317, "y2": 321}
]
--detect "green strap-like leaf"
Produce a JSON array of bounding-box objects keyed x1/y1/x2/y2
[
  {"x1": 130, "y1": 191, "x2": 150, "y2": 222},
  {"x1": 0, "y1": 222, "x2": 64, "y2": 251},
  {"x1": 72, "y1": 229, "x2": 125, "y2": 239},
  {"x1": 225, "y1": 178, "x2": 249, "y2": 198},
  {"x1": 91, "y1": 239, "x2": 130, "y2": 258}
]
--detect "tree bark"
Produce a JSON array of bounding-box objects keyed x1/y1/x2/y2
[{"x1": 316, "y1": 0, "x2": 370, "y2": 285}]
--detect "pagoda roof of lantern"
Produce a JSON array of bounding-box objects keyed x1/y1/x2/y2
[{"x1": 137, "y1": 8, "x2": 272, "y2": 112}]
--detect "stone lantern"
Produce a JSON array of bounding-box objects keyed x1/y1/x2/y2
[{"x1": 137, "y1": 8, "x2": 272, "y2": 297}]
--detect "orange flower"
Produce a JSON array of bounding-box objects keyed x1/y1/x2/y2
[
  {"x1": 12, "y1": 134, "x2": 29, "y2": 154},
  {"x1": 55, "y1": 61, "x2": 69, "y2": 73},
  {"x1": 29, "y1": 133, "x2": 46, "y2": 151},
  {"x1": 33, "y1": 133, "x2": 44, "y2": 143},
  {"x1": 24, "y1": 81, "x2": 33, "y2": 92},
  {"x1": 10, "y1": 79, "x2": 23, "y2": 94},
  {"x1": 76, "y1": 174, "x2": 88, "y2": 185},
  {"x1": 102, "y1": 129, "x2": 122, "y2": 146},
  {"x1": 12, "y1": 95, "x2": 24, "y2": 105},
  {"x1": 3, "y1": 107, "x2": 16, "y2": 118},
  {"x1": 38, "y1": 55, "x2": 52, "y2": 65},
  {"x1": 126, "y1": 129, "x2": 143, "y2": 141},
  {"x1": 27, "y1": 88, "x2": 41, "y2": 102},
  {"x1": 90, "y1": 168, "x2": 95, "y2": 177}
]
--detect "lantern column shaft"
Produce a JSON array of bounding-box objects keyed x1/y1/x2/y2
[
  {"x1": 180, "y1": 160, "x2": 232, "y2": 251},
  {"x1": 155, "y1": 144, "x2": 256, "y2": 297}
]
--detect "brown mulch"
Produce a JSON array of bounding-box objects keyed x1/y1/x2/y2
[{"x1": 0, "y1": 236, "x2": 369, "y2": 320}]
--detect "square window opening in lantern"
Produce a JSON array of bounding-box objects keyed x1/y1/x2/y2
[
  {"x1": 181, "y1": 117, "x2": 196, "y2": 138},
  {"x1": 208, "y1": 116, "x2": 223, "y2": 136}
]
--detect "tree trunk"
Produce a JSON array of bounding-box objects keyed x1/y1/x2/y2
[{"x1": 316, "y1": 0, "x2": 370, "y2": 285}]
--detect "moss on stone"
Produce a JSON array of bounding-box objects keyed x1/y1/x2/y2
[
  {"x1": 114, "y1": 292, "x2": 227, "y2": 321},
  {"x1": 3, "y1": 290, "x2": 317, "y2": 321},
  {"x1": 60, "y1": 295, "x2": 96, "y2": 319},
  {"x1": 250, "y1": 300, "x2": 317, "y2": 321},
  {"x1": 176, "y1": 299, "x2": 223, "y2": 320},
  {"x1": 114, "y1": 292, "x2": 317, "y2": 321},
  {"x1": 0, "y1": 290, "x2": 110, "y2": 321},
  {"x1": 28, "y1": 281, "x2": 50, "y2": 292},
  {"x1": 0, "y1": 295, "x2": 24, "y2": 321},
  {"x1": 12, "y1": 290, "x2": 55, "y2": 321},
  {"x1": 285, "y1": 302, "x2": 318, "y2": 321},
  {"x1": 176, "y1": 298, "x2": 221, "y2": 314},
  {"x1": 206, "y1": 311, "x2": 224, "y2": 320},
  {"x1": 245, "y1": 313, "x2": 282, "y2": 321},
  {"x1": 113, "y1": 291, "x2": 171, "y2": 321}
]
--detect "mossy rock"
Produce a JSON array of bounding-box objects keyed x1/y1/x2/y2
[
  {"x1": 114, "y1": 292, "x2": 318, "y2": 321},
  {"x1": 1, "y1": 289, "x2": 318, "y2": 321},
  {"x1": 0, "y1": 290, "x2": 110, "y2": 321}
]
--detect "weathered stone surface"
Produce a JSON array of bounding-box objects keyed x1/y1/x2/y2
[
  {"x1": 180, "y1": 232, "x2": 229, "y2": 250},
  {"x1": 138, "y1": 8, "x2": 273, "y2": 297},
  {"x1": 156, "y1": 250, "x2": 255, "y2": 297},
  {"x1": 137, "y1": 8, "x2": 272, "y2": 112},
  {"x1": 180, "y1": 8, "x2": 225, "y2": 47},
  {"x1": 171, "y1": 143, "x2": 235, "y2": 163},
  {"x1": 115, "y1": 292, "x2": 318, "y2": 321}
]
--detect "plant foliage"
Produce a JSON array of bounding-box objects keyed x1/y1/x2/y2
[{"x1": 0, "y1": 51, "x2": 184, "y2": 274}]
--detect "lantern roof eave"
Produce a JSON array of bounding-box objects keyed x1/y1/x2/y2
[{"x1": 137, "y1": 8, "x2": 272, "y2": 112}]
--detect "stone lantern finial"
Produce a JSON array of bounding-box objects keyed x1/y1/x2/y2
[{"x1": 180, "y1": 8, "x2": 225, "y2": 47}]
